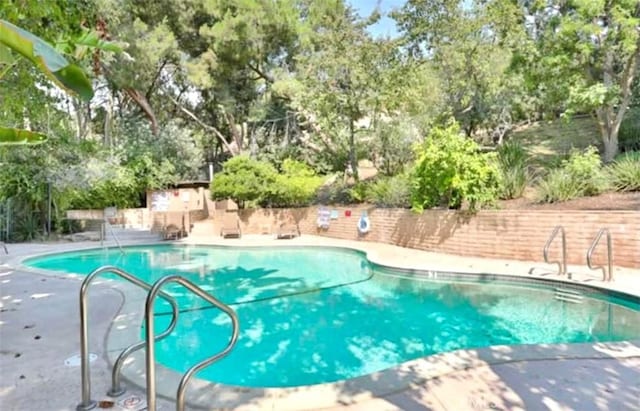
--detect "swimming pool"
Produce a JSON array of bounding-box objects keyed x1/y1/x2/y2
[{"x1": 24, "y1": 245, "x2": 640, "y2": 388}]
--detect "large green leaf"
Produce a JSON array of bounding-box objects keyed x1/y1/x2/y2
[
  {"x1": 0, "y1": 44, "x2": 13, "y2": 64},
  {"x1": 74, "y1": 30, "x2": 124, "y2": 53},
  {"x1": 0, "y1": 19, "x2": 93, "y2": 100},
  {"x1": 0, "y1": 127, "x2": 47, "y2": 145}
]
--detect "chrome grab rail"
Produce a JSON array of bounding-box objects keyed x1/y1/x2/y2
[
  {"x1": 543, "y1": 225, "x2": 567, "y2": 277},
  {"x1": 587, "y1": 228, "x2": 613, "y2": 282},
  {"x1": 76, "y1": 266, "x2": 179, "y2": 411},
  {"x1": 144, "y1": 275, "x2": 239, "y2": 411},
  {"x1": 102, "y1": 221, "x2": 124, "y2": 254}
]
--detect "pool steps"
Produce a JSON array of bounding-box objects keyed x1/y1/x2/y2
[{"x1": 554, "y1": 287, "x2": 584, "y2": 304}]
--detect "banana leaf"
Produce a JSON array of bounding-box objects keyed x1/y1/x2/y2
[
  {"x1": 0, "y1": 127, "x2": 48, "y2": 145},
  {"x1": 74, "y1": 30, "x2": 124, "y2": 53},
  {"x1": 0, "y1": 19, "x2": 93, "y2": 101}
]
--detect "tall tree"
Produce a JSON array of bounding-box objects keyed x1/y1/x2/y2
[
  {"x1": 394, "y1": 0, "x2": 527, "y2": 139},
  {"x1": 518, "y1": 0, "x2": 640, "y2": 161},
  {"x1": 275, "y1": 0, "x2": 396, "y2": 179}
]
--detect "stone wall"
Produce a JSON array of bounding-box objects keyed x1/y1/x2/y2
[
  {"x1": 66, "y1": 208, "x2": 150, "y2": 229},
  {"x1": 235, "y1": 206, "x2": 639, "y2": 268}
]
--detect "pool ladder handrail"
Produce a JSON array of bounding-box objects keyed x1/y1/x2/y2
[
  {"x1": 101, "y1": 221, "x2": 124, "y2": 255},
  {"x1": 587, "y1": 228, "x2": 613, "y2": 282},
  {"x1": 543, "y1": 225, "x2": 568, "y2": 277},
  {"x1": 144, "y1": 275, "x2": 239, "y2": 411},
  {"x1": 76, "y1": 266, "x2": 179, "y2": 411}
]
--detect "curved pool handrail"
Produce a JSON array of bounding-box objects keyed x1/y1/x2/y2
[
  {"x1": 587, "y1": 228, "x2": 613, "y2": 282},
  {"x1": 101, "y1": 221, "x2": 124, "y2": 255},
  {"x1": 144, "y1": 275, "x2": 239, "y2": 411},
  {"x1": 76, "y1": 266, "x2": 179, "y2": 411},
  {"x1": 543, "y1": 226, "x2": 567, "y2": 277}
]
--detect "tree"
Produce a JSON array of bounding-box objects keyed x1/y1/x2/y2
[
  {"x1": 518, "y1": 1, "x2": 640, "y2": 162},
  {"x1": 0, "y1": 19, "x2": 93, "y2": 144},
  {"x1": 110, "y1": 0, "x2": 299, "y2": 161},
  {"x1": 210, "y1": 156, "x2": 277, "y2": 208},
  {"x1": 270, "y1": 159, "x2": 323, "y2": 207},
  {"x1": 394, "y1": 0, "x2": 527, "y2": 138},
  {"x1": 275, "y1": 1, "x2": 398, "y2": 179}
]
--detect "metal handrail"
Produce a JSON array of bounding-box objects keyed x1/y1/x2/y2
[
  {"x1": 76, "y1": 266, "x2": 179, "y2": 411},
  {"x1": 543, "y1": 225, "x2": 568, "y2": 277},
  {"x1": 102, "y1": 221, "x2": 124, "y2": 254},
  {"x1": 144, "y1": 275, "x2": 239, "y2": 411},
  {"x1": 587, "y1": 228, "x2": 613, "y2": 282}
]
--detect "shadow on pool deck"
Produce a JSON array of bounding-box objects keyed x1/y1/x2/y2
[
  {"x1": 0, "y1": 238, "x2": 639, "y2": 411},
  {"x1": 317, "y1": 344, "x2": 640, "y2": 411}
]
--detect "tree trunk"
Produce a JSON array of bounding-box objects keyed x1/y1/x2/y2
[
  {"x1": 597, "y1": 41, "x2": 640, "y2": 162},
  {"x1": 596, "y1": 108, "x2": 621, "y2": 163},
  {"x1": 349, "y1": 119, "x2": 359, "y2": 181},
  {"x1": 603, "y1": 131, "x2": 619, "y2": 163}
]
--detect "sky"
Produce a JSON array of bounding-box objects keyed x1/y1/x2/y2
[{"x1": 347, "y1": 0, "x2": 405, "y2": 38}]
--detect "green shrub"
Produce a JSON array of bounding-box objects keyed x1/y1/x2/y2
[
  {"x1": 269, "y1": 159, "x2": 324, "y2": 207},
  {"x1": 535, "y1": 169, "x2": 585, "y2": 203},
  {"x1": 366, "y1": 174, "x2": 411, "y2": 208},
  {"x1": 496, "y1": 141, "x2": 529, "y2": 199},
  {"x1": 619, "y1": 108, "x2": 640, "y2": 153},
  {"x1": 535, "y1": 147, "x2": 610, "y2": 203},
  {"x1": 411, "y1": 122, "x2": 500, "y2": 211},
  {"x1": 69, "y1": 165, "x2": 140, "y2": 209},
  {"x1": 348, "y1": 181, "x2": 370, "y2": 203},
  {"x1": 562, "y1": 146, "x2": 609, "y2": 196},
  {"x1": 315, "y1": 176, "x2": 363, "y2": 205},
  {"x1": 607, "y1": 151, "x2": 640, "y2": 192},
  {"x1": 371, "y1": 118, "x2": 418, "y2": 176},
  {"x1": 210, "y1": 156, "x2": 277, "y2": 208},
  {"x1": 616, "y1": 151, "x2": 640, "y2": 161},
  {"x1": 497, "y1": 140, "x2": 528, "y2": 169}
]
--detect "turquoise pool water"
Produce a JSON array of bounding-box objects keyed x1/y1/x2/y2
[{"x1": 25, "y1": 245, "x2": 640, "y2": 388}]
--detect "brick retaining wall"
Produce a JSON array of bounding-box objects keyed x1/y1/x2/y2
[{"x1": 235, "y1": 207, "x2": 639, "y2": 268}]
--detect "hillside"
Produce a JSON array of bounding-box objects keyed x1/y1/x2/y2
[{"x1": 510, "y1": 116, "x2": 601, "y2": 167}]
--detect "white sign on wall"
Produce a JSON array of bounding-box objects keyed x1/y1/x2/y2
[{"x1": 150, "y1": 192, "x2": 170, "y2": 211}]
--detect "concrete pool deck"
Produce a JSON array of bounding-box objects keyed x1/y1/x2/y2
[{"x1": 0, "y1": 235, "x2": 638, "y2": 410}]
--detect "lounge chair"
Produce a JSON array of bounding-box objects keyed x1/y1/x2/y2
[
  {"x1": 276, "y1": 221, "x2": 299, "y2": 239},
  {"x1": 220, "y1": 213, "x2": 241, "y2": 238},
  {"x1": 163, "y1": 224, "x2": 185, "y2": 240}
]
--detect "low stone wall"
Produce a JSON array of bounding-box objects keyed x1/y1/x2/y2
[
  {"x1": 237, "y1": 207, "x2": 640, "y2": 268},
  {"x1": 66, "y1": 208, "x2": 150, "y2": 229}
]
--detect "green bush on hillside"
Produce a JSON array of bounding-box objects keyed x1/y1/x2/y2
[
  {"x1": 562, "y1": 146, "x2": 609, "y2": 196},
  {"x1": 366, "y1": 174, "x2": 411, "y2": 208},
  {"x1": 619, "y1": 108, "x2": 640, "y2": 153},
  {"x1": 536, "y1": 169, "x2": 585, "y2": 203},
  {"x1": 69, "y1": 165, "x2": 141, "y2": 209},
  {"x1": 210, "y1": 156, "x2": 277, "y2": 208},
  {"x1": 411, "y1": 122, "x2": 500, "y2": 211},
  {"x1": 535, "y1": 147, "x2": 609, "y2": 203},
  {"x1": 211, "y1": 157, "x2": 325, "y2": 208},
  {"x1": 607, "y1": 151, "x2": 640, "y2": 192},
  {"x1": 496, "y1": 141, "x2": 530, "y2": 199},
  {"x1": 269, "y1": 159, "x2": 324, "y2": 207}
]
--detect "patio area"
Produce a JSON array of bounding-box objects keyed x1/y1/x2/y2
[{"x1": 0, "y1": 236, "x2": 639, "y2": 410}]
